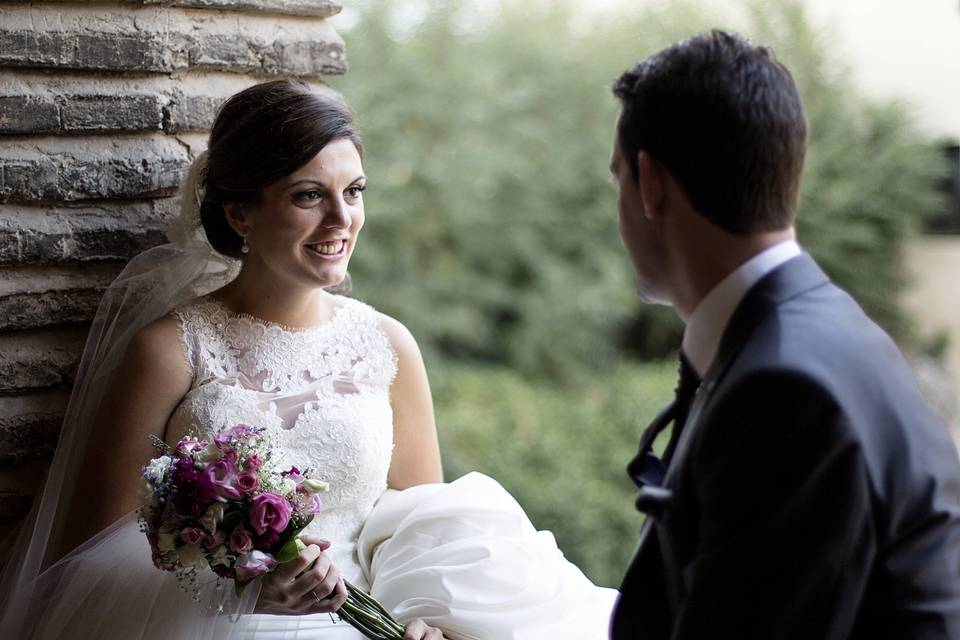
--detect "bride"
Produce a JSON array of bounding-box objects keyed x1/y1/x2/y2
[{"x1": 0, "y1": 80, "x2": 616, "y2": 639}]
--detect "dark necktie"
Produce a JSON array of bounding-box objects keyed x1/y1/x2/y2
[
  {"x1": 627, "y1": 351, "x2": 701, "y2": 513},
  {"x1": 663, "y1": 352, "x2": 701, "y2": 463}
]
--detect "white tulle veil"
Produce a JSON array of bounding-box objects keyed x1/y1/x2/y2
[{"x1": 0, "y1": 152, "x2": 264, "y2": 638}]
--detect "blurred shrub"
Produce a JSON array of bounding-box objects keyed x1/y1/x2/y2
[
  {"x1": 338, "y1": 0, "x2": 947, "y2": 373},
  {"x1": 433, "y1": 359, "x2": 676, "y2": 587}
]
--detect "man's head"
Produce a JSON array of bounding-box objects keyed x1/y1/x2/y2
[{"x1": 612, "y1": 30, "x2": 807, "y2": 234}]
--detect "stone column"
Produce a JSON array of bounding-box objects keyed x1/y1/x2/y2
[{"x1": 0, "y1": 0, "x2": 347, "y2": 546}]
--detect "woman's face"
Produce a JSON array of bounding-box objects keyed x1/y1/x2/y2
[{"x1": 235, "y1": 138, "x2": 366, "y2": 291}]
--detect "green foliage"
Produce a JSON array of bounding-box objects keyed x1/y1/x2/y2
[
  {"x1": 336, "y1": 0, "x2": 947, "y2": 372},
  {"x1": 433, "y1": 359, "x2": 677, "y2": 587}
]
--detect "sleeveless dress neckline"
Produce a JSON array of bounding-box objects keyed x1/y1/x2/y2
[{"x1": 201, "y1": 294, "x2": 348, "y2": 336}]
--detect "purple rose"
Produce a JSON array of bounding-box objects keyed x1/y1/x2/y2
[
  {"x1": 229, "y1": 526, "x2": 254, "y2": 554},
  {"x1": 171, "y1": 459, "x2": 218, "y2": 517},
  {"x1": 294, "y1": 492, "x2": 323, "y2": 516},
  {"x1": 245, "y1": 454, "x2": 262, "y2": 471},
  {"x1": 282, "y1": 466, "x2": 304, "y2": 483},
  {"x1": 212, "y1": 563, "x2": 232, "y2": 578},
  {"x1": 180, "y1": 527, "x2": 204, "y2": 545},
  {"x1": 236, "y1": 471, "x2": 260, "y2": 494},
  {"x1": 234, "y1": 550, "x2": 276, "y2": 582},
  {"x1": 255, "y1": 530, "x2": 280, "y2": 549},
  {"x1": 204, "y1": 458, "x2": 242, "y2": 500},
  {"x1": 204, "y1": 529, "x2": 226, "y2": 548},
  {"x1": 249, "y1": 493, "x2": 292, "y2": 535}
]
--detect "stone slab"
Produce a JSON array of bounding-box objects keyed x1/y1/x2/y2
[
  {"x1": 0, "y1": 69, "x2": 340, "y2": 134},
  {"x1": 0, "y1": 5, "x2": 346, "y2": 76},
  {"x1": 0, "y1": 328, "x2": 88, "y2": 392},
  {"x1": 0, "y1": 200, "x2": 174, "y2": 264},
  {"x1": 0, "y1": 136, "x2": 189, "y2": 203},
  {"x1": 0, "y1": 0, "x2": 343, "y2": 19},
  {"x1": 0, "y1": 390, "x2": 68, "y2": 465},
  {"x1": 0, "y1": 263, "x2": 123, "y2": 330}
]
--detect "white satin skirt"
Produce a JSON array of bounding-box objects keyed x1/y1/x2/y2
[{"x1": 9, "y1": 473, "x2": 616, "y2": 639}]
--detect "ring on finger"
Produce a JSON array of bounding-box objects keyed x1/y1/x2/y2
[{"x1": 310, "y1": 590, "x2": 323, "y2": 605}]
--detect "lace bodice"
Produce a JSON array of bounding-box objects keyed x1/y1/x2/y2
[{"x1": 164, "y1": 295, "x2": 398, "y2": 588}]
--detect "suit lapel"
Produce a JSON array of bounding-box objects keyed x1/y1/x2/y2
[
  {"x1": 631, "y1": 254, "x2": 831, "y2": 555},
  {"x1": 662, "y1": 253, "x2": 830, "y2": 487}
]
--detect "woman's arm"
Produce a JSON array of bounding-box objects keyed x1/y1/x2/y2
[
  {"x1": 55, "y1": 315, "x2": 192, "y2": 561},
  {"x1": 379, "y1": 314, "x2": 443, "y2": 489}
]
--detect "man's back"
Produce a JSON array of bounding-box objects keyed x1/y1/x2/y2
[{"x1": 618, "y1": 255, "x2": 960, "y2": 639}]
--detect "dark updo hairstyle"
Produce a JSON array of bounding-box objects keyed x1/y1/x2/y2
[{"x1": 200, "y1": 79, "x2": 363, "y2": 258}]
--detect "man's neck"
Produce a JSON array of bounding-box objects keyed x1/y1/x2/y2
[{"x1": 671, "y1": 228, "x2": 796, "y2": 322}]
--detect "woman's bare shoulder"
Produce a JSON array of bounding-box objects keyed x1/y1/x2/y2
[
  {"x1": 122, "y1": 314, "x2": 192, "y2": 390},
  {"x1": 375, "y1": 311, "x2": 421, "y2": 360}
]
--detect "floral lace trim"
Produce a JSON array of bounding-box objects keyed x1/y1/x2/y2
[{"x1": 172, "y1": 296, "x2": 399, "y2": 394}]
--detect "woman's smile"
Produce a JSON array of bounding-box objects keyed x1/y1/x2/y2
[{"x1": 304, "y1": 239, "x2": 348, "y2": 260}]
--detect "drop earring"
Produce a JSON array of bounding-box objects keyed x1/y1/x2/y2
[{"x1": 241, "y1": 236, "x2": 250, "y2": 254}]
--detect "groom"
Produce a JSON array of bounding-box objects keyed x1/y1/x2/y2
[{"x1": 609, "y1": 31, "x2": 960, "y2": 639}]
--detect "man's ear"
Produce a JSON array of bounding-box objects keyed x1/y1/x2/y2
[
  {"x1": 637, "y1": 151, "x2": 665, "y2": 221},
  {"x1": 223, "y1": 202, "x2": 251, "y2": 238}
]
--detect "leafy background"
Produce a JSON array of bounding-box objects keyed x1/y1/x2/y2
[{"x1": 330, "y1": 0, "x2": 949, "y2": 586}]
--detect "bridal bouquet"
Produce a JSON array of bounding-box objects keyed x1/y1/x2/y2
[{"x1": 138, "y1": 424, "x2": 406, "y2": 640}]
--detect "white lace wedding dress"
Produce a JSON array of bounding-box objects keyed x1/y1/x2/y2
[{"x1": 16, "y1": 294, "x2": 617, "y2": 639}]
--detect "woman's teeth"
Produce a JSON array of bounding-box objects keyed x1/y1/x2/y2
[{"x1": 308, "y1": 240, "x2": 345, "y2": 255}]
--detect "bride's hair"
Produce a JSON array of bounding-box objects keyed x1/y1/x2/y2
[{"x1": 199, "y1": 79, "x2": 364, "y2": 259}]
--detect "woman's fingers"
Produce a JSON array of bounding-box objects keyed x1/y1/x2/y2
[
  {"x1": 404, "y1": 619, "x2": 445, "y2": 640},
  {"x1": 254, "y1": 537, "x2": 349, "y2": 616},
  {"x1": 271, "y1": 543, "x2": 322, "y2": 583},
  {"x1": 289, "y1": 553, "x2": 336, "y2": 599},
  {"x1": 300, "y1": 576, "x2": 347, "y2": 614},
  {"x1": 299, "y1": 535, "x2": 332, "y2": 552}
]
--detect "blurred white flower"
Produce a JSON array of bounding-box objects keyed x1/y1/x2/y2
[
  {"x1": 200, "y1": 502, "x2": 226, "y2": 533},
  {"x1": 158, "y1": 532, "x2": 176, "y2": 552},
  {"x1": 178, "y1": 544, "x2": 208, "y2": 569}
]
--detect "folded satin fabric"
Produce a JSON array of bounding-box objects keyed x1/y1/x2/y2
[{"x1": 358, "y1": 472, "x2": 617, "y2": 640}]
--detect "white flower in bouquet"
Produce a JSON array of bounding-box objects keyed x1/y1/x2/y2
[{"x1": 178, "y1": 544, "x2": 208, "y2": 569}]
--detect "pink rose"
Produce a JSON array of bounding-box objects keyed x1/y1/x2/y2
[
  {"x1": 236, "y1": 471, "x2": 260, "y2": 494},
  {"x1": 245, "y1": 454, "x2": 262, "y2": 471},
  {"x1": 301, "y1": 493, "x2": 323, "y2": 515},
  {"x1": 234, "y1": 550, "x2": 276, "y2": 582},
  {"x1": 229, "y1": 526, "x2": 254, "y2": 554},
  {"x1": 248, "y1": 493, "x2": 292, "y2": 535},
  {"x1": 204, "y1": 458, "x2": 242, "y2": 500},
  {"x1": 180, "y1": 527, "x2": 205, "y2": 545}
]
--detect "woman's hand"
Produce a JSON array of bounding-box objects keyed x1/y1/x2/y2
[
  {"x1": 255, "y1": 535, "x2": 348, "y2": 615},
  {"x1": 404, "y1": 619, "x2": 446, "y2": 639}
]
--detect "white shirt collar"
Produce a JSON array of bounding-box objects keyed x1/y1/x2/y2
[{"x1": 681, "y1": 240, "x2": 801, "y2": 377}]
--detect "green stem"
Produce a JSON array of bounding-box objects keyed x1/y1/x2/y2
[
  {"x1": 343, "y1": 581, "x2": 406, "y2": 635},
  {"x1": 339, "y1": 599, "x2": 403, "y2": 640}
]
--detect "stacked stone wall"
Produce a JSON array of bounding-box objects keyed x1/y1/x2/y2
[{"x1": 0, "y1": 0, "x2": 347, "y2": 545}]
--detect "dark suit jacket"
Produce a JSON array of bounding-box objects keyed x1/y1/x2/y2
[{"x1": 612, "y1": 254, "x2": 960, "y2": 639}]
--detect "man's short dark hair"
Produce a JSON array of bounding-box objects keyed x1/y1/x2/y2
[{"x1": 612, "y1": 30, "x2": 807, "y2": 234}]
